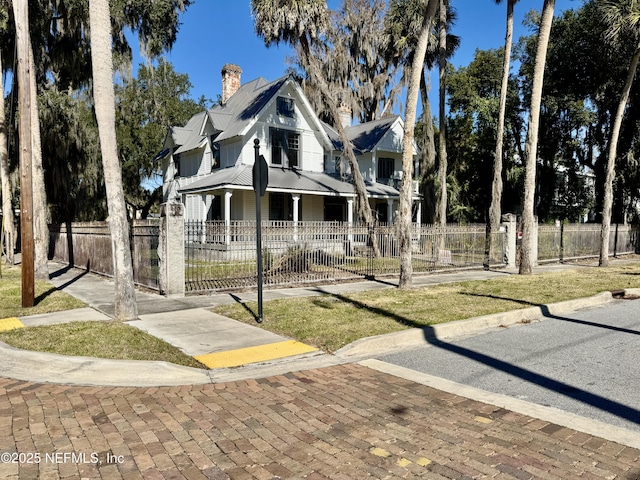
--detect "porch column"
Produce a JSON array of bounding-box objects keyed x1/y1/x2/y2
[
  {"x1": 201, "y1": 194, "x2": 207, "y2": 243},
  {"x1": 415, "y1": 201, "x2": 422, "y2": 227},
  {"x1": 387, "y1": 199, "x2": 394, "y2": 225},
  {"x1": 292, "y1": 194, "x2": 300, "y2": 242},
  {"x1": 224, "y1": 190, "x2": 233, "y2": 246},
  {"x1": 347, "y1": 198, "x2": 354, "y2": 243}
]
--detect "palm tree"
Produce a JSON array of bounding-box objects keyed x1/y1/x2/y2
[
  {"x1": 436, "y1": 0, "x2": 448, "y2": 227},
  {"x1": 486, "y1": 0, "x2": 518, "y2": 266},
  {"x1": 598, "y1": 0, "x2": 640, "y2": 267},
  {"x1": 28, "y1": 42, "x2": 50, "y2": 280},
  {"x1": 396, "y1": 0, "x2": 439, "y2": 288},
  {"x1": 519, "y1": 0, "x2": 555, "y2": 275},
  {"x1": 89, "y1": 0, "x2": 137, "y2": 320},
  {"x1": 385, "y1": 0, "x2": 455, "y2": 287},
  {"x1": 251, "y1": 0, "x2": 380, "y2": 255},
  {"x1": 0, "y1": 45, "x2": 16, "y2": 265}
]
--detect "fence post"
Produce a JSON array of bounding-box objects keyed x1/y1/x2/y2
[
  {"x1": 502, "y1": 213, "x2": 517, "y2": 268},
  {"x1": 159, "y1": 202, "x2": 185, "y2": 297},
  {"x1": 533, "y1": 215, "x2": 539, "y2": 267}
]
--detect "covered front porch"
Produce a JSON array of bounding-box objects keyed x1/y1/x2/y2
[{"x1": 177, "y1": 164, "x2": 422, "y2": 245}]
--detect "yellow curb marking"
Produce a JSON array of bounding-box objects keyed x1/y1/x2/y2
[
  {"x1": 475, "y1": 416, "x2": 493, "y2": 424},
  {"x1": 416, "y1": 457, "x2": 432, "y2": 467},
  {"x1": 397, "y1": 458, "x2": 412, "y2": 468},
  {"x1": 369, "y1": 447, "x2": 392, "y2": 458},
  {"x1": 194, "y1": 340, "x2": 318, "y2": 369},
  {"x1": 0, "y1": 318, "x2": 25, "y2": 333}
]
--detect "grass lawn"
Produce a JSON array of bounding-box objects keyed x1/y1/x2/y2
[
  {"x1": 0, "y1": 265, "x2": 85, "y2": 318},
  {"x1": 0, "y1": 321, "x2": 206, "y2": 369},
  {"x1": 0, "y1": 265, "x2": 205, "y2": 369},
  {"x1": 211, "y1": 262, "x2": 640, "y2": 353}
]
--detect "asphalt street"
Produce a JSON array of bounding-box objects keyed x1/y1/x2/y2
[{"x1": 378, "y1": 297, "x2": 640, "y2": 433}]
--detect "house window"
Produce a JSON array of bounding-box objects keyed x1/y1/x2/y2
[
  {"x1": 378, "y1": 157, "x2": 394, "y2": 180},
  {"x1": 277, "y1": 96, "x2": 295, "y2": 117},
  {"x1": 271, "y1": 128, "x2": 299, "y2": 168},
  {"x1": 324, "y1": 197, "x2": 346, "y2": 222},
  {"x1": 173, "y1": 154, "x2": 181, "y2": 177},
  {"x1": 207, "y1": 196, "x2": 222, "y2": 220},
  {"x1": 269, "y1": 192, "x2": 294, "y2": 221},
  {"x1": 211, "y1": 140, "x2": 220, "y2": 170}
]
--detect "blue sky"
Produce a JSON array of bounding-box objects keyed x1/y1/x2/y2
[{"x1": 147, "y1": 0, "x2": 579, "y2": 107}]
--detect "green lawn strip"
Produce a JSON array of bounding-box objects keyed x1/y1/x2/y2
[
  {"x1": 0, "y1": 266, "x2": 85, "y2": 318},
  {"x1": 211, "y1": 263, "x2": 640, "y2": 353},
  {"x1": 0, "y1": 265, "x2": 205, "y2": 369},
  {"x1": 0, "y1": 321, "x2": 206, "y2": 369}
]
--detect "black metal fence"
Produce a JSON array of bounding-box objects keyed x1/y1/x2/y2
[
  {"x1": 184, "y1": 221, "x2": 506, "y2": 292},
  {"x1": 537, "y1": 223, "x2": 639, "y2": 262}
]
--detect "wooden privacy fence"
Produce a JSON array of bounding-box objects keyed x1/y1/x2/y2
[
  {"x1": 49, "y1": 220, "x2": 160, "y2": 290},
  {"x1": 183, "y1": 221, "x2": 507, "y2": 292},
  {"x1": 537, "y1": 223, "x2": 639, "y2": 262}
]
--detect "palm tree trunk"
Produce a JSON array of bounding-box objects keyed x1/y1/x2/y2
[
  {"x1": 89, "y1": 0, "x2": 138, "y2": 320},
  {"x1": 599, "y1": 40, "x2": 640, "y2": 267},
  {"x1": 486, "y1": 0, "x2": 514, "y2": 267},
  {"x1": 519, "y1": 0, "x2": 555, "y2": 275},
  {"x1": 435, "y1": 0, "x2": 448, "y2": 227},
  {"x1": 419, "y1": 69, "x2": 436, "y2": 225},
  {"x1": 398, "y1": 0, "x2": 438, "y2": 288},
  {"x1": 28, "y1": 43, "x2": 50, "y2": 280},
  {"x1": 490, "y1": 0, "x2": 514, "y2": 231},
  {"x1": 0, "y1": 48, "x2": 16, "y2": 265}
]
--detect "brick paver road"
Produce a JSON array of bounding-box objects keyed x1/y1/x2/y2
[{"x1": 0, "y1": 364, "x2": 638, "y2": 479}]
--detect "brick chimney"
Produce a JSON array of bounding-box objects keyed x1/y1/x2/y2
[{"x1": 221, "y1": 64, "x2": 242, "y2": 104}]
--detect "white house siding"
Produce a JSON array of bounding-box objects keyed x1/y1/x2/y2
[
  {"x1": 358, "y1": 152, "x2": 375, "y2": 182},
  {"x1": 230, "y1": 191, "x2": 244, "y2": 220},
  {"x1": 377, "y1": 121, "x2": 405, "y2": 152},
  {"x1": 220, "y1": 139, "x2": 243, "y2": 168},
  {"x1": 303, "y1": 195, "x2": 324, "y2": 221},
  {"x1": 241, "y1": 191, "x2": 268, "y2": 222},
  {"x1": 300, "y1": 130, "x2": 324, "y2": 172},
  {"x1": 180, "y1": 150, "x2": 202, "y2": 177},
  {"x1": 184, "y1": 194, "x2": 204, "y2": 221}
]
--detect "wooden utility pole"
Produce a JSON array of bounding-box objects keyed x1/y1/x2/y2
[{"x1": 12, "y1": 0, "x2": 35, "y2": 307}]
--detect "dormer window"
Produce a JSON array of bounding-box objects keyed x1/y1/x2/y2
[
  {"x1": 277, "y1": 96, "x2": 295, "y2": 117},
  {"x1": 271, "y1": 128, "x2": 299, "y2": 168}
]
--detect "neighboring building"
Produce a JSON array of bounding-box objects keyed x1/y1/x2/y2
[{"x1": 161, "y1": 64, "x2": 420, "y2": 226}]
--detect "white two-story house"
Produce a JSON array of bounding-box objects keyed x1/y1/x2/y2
[{"x1": 161, "y1": 64, "x2": 421, "y2": 226}]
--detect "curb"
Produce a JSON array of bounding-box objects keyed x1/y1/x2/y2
[
  {"x1": 0, "y1": 341, "x2": 213, "y2": 387},
  {"x1": 335, "y1": 290, "x2": 617, "y2": 359}
]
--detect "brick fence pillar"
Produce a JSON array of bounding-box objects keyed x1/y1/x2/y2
[{"x1": 159, "y1": 202, "x2": 185, "y2": 297}]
